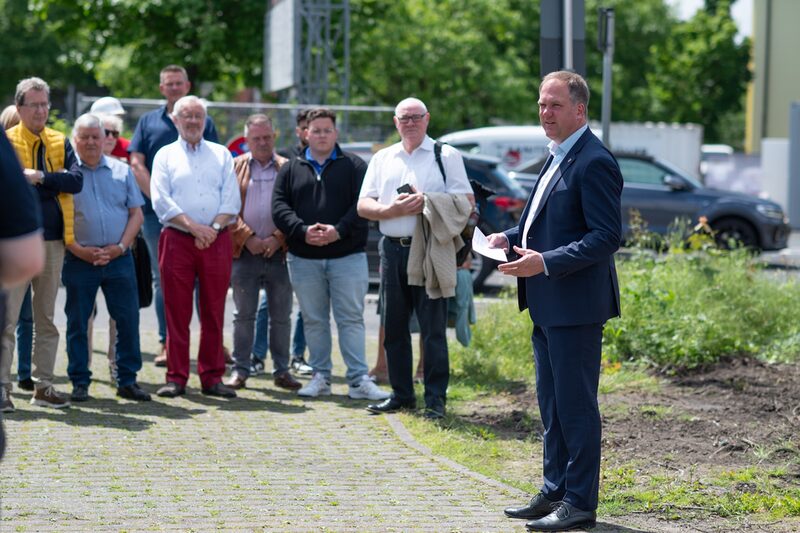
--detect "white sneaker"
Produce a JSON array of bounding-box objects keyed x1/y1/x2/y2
[
  {"x1": 297, "y1": 372, "x2": 331, "y2": 397},
  {"x1": 348, "y1": 375, "x2": 391, "y2": 401}
]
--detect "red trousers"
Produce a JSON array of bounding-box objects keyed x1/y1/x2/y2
[{"x1": 159, "y1": 228, "x2": 232, "y2": 388}]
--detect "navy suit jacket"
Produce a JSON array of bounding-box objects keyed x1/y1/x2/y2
[{"x1": 505, "y1": 128, "x2": 622, "y2": 327}]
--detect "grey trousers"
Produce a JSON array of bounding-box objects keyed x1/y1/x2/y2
[{"x1": 230, "y1": 250, "x2": 292, "y2": 377}]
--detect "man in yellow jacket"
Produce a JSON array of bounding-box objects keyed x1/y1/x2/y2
[{"x1": 1, "y1": 77, "x2": 82, "y2": 412}]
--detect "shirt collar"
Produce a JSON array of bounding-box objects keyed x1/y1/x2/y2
[
  {"x1": 548, "y1": 124, "x2": 588, "y2": 159},
  {"x1": 76, "y1": 154, "x2": 111, "y2": 171},
  {"x1": 249, "y1": 155, "x2": 277, "y2": 179},
  {"x1": 304, "y1": 146, "x2": 338, "y2": 165},
  {"x1": 180, "y1": 137, "x2": 204, "y2": 153}
]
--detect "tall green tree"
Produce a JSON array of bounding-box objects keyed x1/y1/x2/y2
[{"x1": 646, "y1": 0, "x2": 750, "y2": 141}]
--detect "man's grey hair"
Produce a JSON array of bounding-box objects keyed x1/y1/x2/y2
[
  {"x1": 15, "y1": 77, "x2": 50, "y2": 106},
  {"x1": 71, "y1": 113, "x2": 104, "y2": 140},
  {"x1": 100, "y1": 113, "x2": 123, "y2": 133},
  {"x1": 173, "y1": 95, "x2": 207, "y2": 117},
  {"x1": 244, "y1": 114, "x2": 273, "y2": 137},
  {"x1": 394, "y1": 97, "x2": 428, "y2": 116},
  {"x1": 540, "y1": 70, "x2": 590, "y2": 111}
]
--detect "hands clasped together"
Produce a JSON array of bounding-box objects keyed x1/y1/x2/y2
[{"x1": 304, "y1": 223, "x2": 340, "y2": 247}]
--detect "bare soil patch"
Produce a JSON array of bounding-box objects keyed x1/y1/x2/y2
[{"x1": 457, "y1": 357, "x2": 800, "y2": 531}]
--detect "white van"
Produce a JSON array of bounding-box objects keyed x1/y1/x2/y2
[{"x1": 439, "y1": 126, "x2": 550, "y2": 168}]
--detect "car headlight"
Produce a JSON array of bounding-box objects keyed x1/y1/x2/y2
[{"x1": 756, "y1": 204, "x2": 785, "y2": 220}]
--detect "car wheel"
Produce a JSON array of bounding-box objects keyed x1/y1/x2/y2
[{"x1": 712, "y1": 217, "x2": 759, "y2": 249}]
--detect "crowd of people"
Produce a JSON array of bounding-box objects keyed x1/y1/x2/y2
[
  {"x1": 1, "y1": 66, "x2": 623, "y2": 531},
  {"x1": 0, "y1": 65, "x2": 474, "y2": 421}
]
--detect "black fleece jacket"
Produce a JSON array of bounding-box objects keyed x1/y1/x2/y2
[{"x1": 272, "y1": 146, "x2": 368, "y2": 259}]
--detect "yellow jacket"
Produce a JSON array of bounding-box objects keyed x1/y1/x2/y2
[{"x1": 6, "y1": 123, "x2": 77, "y2": 244}]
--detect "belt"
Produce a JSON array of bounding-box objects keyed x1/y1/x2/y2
[{"x1": 386, "y1": 236, "x2": 412, "y2": 247}]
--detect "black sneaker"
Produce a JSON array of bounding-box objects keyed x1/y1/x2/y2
[
  {"x1": 290, "y1": 355, "x2": 313, "y2": 375},
  {"x1": 71, "y1": 384, "x2": 91, "y2": 402},
  {"x1": 117, "y1": 383, "x2": 151, "y2": 402},
  {"x1": 18, "y1": 378, "x2": 35, "y2": 391}
]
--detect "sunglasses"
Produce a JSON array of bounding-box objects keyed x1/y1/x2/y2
[{"x1": 104, "y1": 129, "x2": 120, "y2": 138}]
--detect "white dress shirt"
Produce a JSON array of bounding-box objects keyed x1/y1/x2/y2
[
  {"x1": 150, "y1": 138, "x2": 241, "y2": 228},
  {"x1": 359, "y1": 136, "x2": 472, "y2": 237}
]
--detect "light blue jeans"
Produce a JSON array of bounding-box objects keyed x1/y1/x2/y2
[{"x1": 286, "y1": 252, "x2": 368, "y2": 384}]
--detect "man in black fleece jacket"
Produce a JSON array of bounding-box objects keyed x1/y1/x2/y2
[{"x1": 272, "y1": 108, "x2": 390, "y2": 402}]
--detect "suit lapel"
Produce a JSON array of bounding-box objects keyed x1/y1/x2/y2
[{"x1": 517, "y1": 154, "x2": 553, "y2": 233}]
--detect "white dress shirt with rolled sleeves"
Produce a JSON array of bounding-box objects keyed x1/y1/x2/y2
[{"x1": 150, "y1": 138, "x2": 241, "y2": 228}]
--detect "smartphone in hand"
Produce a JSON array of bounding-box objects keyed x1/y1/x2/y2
[{"x1": 396, "y1": 183, "x2": 414, "y2": 194}]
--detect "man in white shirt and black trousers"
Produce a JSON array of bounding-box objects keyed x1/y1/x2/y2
[{"x1": 357, "y1": 97, "x2": 473, "y2": 419}]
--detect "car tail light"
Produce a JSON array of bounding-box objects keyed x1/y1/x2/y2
[{"x1": 491, "y1": 196, "x2": 526, "y2": 213}]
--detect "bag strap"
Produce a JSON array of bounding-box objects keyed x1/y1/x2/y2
[{"x1": 434, "y1": 141, "x2": 446, "y2": 184}]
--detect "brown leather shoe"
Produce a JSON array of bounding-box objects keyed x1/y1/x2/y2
[
  {"x1": 273, "y1": 372, "x2": 302, "y2": 391},
  {"x1": 154, "y1": 343, "x2": 168, "y2": 367},
  {"x1": 224, "y1": 373, "x2": 247, "y2": 390}
]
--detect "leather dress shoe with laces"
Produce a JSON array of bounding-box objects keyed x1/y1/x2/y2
[
  {"x1": 202, "y1": 381, "x2": 237, "y2": 398},
  {"x1": 156, "y1": 382, "x2": 186, "y2": 398},
  {"x1": 366, "y1": 397, "x2": 416, "y2": 414},
  {"x1": 273, "y1": 372, "x2": 302, "y2": 391},
  {"x1": 505, "y1": 492, "x2": 559, "y2": 520},
  {"x1": 525, "y1": 501, "x2": 596, "y2": 532},
  {"x1": 423, "y1": 400, "x2": 446, "y2": 420},
  {"x1": 117, "y1": 383, "x2": 152, "y2": 401}
]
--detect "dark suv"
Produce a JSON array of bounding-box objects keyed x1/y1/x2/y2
[
  {"x1": 509, "y1": 153, "x2": 790, "y2": 250},
  {"x1": 364, "y1": 153, "x2": 529, "y2": 291}
]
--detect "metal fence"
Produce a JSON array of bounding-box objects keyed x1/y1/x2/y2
[{"x1": 76, "y1": 96, "x2": 396, "y2": 153}]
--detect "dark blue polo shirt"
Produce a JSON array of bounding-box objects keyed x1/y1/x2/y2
[{"x1": 128, "y1": 105, "x2": 218, "y2": 214}]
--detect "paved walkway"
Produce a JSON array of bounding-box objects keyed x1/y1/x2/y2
[{"x1": 1, "y1": 326, "x2": 533, "y2": 532}]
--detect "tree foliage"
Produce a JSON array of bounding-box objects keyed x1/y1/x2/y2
[{"x1": 2, "y1": 0, "x2": 750, "y2": 143}]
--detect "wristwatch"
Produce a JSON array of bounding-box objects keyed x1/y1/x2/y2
[
  {"x1": 117, "y1": 242, "x2": 127, "y2": 253},
  {"x1": 212, "y1": 222, "x2": 222, "y2": 233}
]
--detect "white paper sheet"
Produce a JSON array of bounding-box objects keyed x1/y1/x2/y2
[{"x1": 471, "y1": 226, "x2": 508, "y2": 262}]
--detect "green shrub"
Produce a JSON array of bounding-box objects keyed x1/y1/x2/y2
[
  {"x1": 451, "y1": 223, "x2": 800, "y2": 378},
  {"x1": 604, "y1": 247, "x2": 800, "y2": 370}
]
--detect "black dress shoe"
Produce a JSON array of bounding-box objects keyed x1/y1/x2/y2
[
  {"x1": 525, "y1": 502, "x2": 596, "y2": 532},
  {"x1": 366, "y1": 397, "x2": 416, "y2": 414},
  {"x1": 117, "y1": 383, "x2": 152, "y2": 402},
  {"x1": 18, "y1": 378, "x2": 35, "y2": 391},
  {"x1": 71, "y1": 384, "x2": 91, "y2": 402},
  {"x1": 202, "y1": 381, "x2": 237, "y2": 398},
  {"x1": 423, "y1": 400, "x2": 446, "y2": 419},
  {"x1": 505, "y1": 492, "x2": 559, "y2": 520},
  {"x1": 156, "y1": 382, "x2": 186, "y2": 398}
]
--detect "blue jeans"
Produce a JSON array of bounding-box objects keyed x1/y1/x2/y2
[
  {"x1": 15, "y1": 286, "x2": 33, "y2": 381},
  {"x1": 252, "y1": 292, "x2": 269, "y2": 360},
  {"x1": 381, "y1": 238, "x2": 449, "y2": 407},
  {"x1": 292, "y1": 310, "x2": 306, "y2": 357},
  {"x1": 62, "y1": 251, "x2": 143, "y2": 387},
  {"x1": 287, "y1": 252, "x2": 368, "y2": 384},
  {"x1": 231, "y1": 251, "x2": 292, "y2": 377},
  {"x1": 142, "y1": 211, "x2": 166, "y2": 344}
]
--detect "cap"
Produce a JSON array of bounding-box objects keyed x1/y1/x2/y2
[{"x1": 90, "y1": 96, "x2": 125, "y2": 116}]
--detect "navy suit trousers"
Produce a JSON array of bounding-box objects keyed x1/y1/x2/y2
[{"x1": 532, "y1": 322, "x2": 603, "y2": 511}]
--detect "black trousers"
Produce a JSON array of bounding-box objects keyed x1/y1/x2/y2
[{"x1": 380, "y1": 237, "x2": 449, "y2": 408}]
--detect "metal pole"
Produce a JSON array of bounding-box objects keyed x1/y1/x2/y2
[
  {"x1": 601, "y1": 8, "x2": 614, "y2": 148},
  {"x1": 563, "y1": 0, "x2": 573, "y2": 70}
]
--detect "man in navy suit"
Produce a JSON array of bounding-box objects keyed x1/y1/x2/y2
[{"x1": 488, "y1": 71, "x2": 622, "y2": 532}]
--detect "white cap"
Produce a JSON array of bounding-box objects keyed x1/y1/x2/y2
[{"x1": 90, "y1": 96, "x2": 125, "y2": 116}]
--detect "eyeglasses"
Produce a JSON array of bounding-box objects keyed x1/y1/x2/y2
[
  {"x1": 21, "y1": 102, "x2": 51, "y2": 110},
  {"x1": 104, "y1": 129, "x2": 120, "y2": 138},
  {"x1": 178, "y1": 113, "x2": 204, "y2": 121},
  {"x1": 396, "y1": 113, "x2": 426, "y2": 124},
  {"x1": 309, "y1": 128, "x2": 335, "y2": 136}
]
